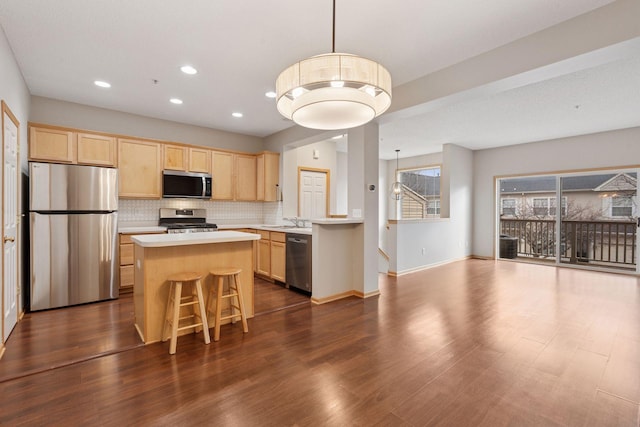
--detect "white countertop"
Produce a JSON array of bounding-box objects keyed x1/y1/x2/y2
[
  {"x1": 217, "y1": 224, "x2": 313, "y2": 235},
  {"x1": 131, "y1": 230, "x2": 260, "y2": 248},
  {"x1": 311, "y1": 218, "x2": 364, "y2": 225},
  {"x1": 119, "y1": 225, "x2": 167, "y2": 233},
  {"x1": 119, "y1": 223, "x2": 315, "y2": 236}
]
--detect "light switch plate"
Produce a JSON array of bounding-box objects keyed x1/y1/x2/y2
[{"x1": 352, "y1": 209, "x2": 362, "y2": 218}]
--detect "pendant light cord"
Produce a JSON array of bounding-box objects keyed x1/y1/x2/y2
[{"x1": 332, "y1": 0, "x2": 336, "y2": 53}]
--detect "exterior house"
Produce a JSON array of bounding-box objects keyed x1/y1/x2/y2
[
  {"x1": 499, "y1": 173, "x2": 637, "y2": 220},
  {"x1": 499, "y1": 173, "x2": 637, "y2": 268}
]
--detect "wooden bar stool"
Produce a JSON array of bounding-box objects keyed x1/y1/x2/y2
[
  {"x1": 207, "y1": 267, "x2": 249, "y2": 341},
  {"x1": 162, "y1": 272, "x2": 210, "y2": 354}
]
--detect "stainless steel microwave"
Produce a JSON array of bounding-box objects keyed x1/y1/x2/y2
[{"x1": 162, "y1": 170, "x2": 212, "y2": 199}]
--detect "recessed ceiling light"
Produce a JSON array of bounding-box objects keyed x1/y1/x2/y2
[
  {"x1": 180, "y1": 65, "x2": 197, "y2": 75},
  {"x1": 94, "y1": 80, "x2": 111, "y2": 88},
  {"x1": 170, "y1": 98, "x2": 183, "y2": 105},
  {"x1": 265, "y1": 91, "x2": 276, "y2": 98},
  {"x1": 232, "y1": 112, "x2": 243, "y2": 118}
]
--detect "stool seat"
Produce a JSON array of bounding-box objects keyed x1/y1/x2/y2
[
  {"x1": 206, "y1": 267, "x2": 248, "y2": 341},
  {"x1": 209, "y1": 267, "x2": 242, "y2": 276},
  {"x1": 162, "y1": 272, "x2": 210, "y2": 354},
  {"x1": 167, "y1": 272, "x2": 203, "y2": 282}
]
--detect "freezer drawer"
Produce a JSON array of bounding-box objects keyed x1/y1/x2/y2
[{"x1": 30, "y1": 212, "x2": 118, "y2": 310}]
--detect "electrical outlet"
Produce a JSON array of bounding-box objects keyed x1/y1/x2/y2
[{"x1": 421, "y1": 248, "x2": 426, "y2": 255}]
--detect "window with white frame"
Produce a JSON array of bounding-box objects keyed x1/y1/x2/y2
[
  {"x1": 531, "y1": 196, "x2": 567, "y2": 216},
  {"x1": 611, "y1": 195, "x2": 634, "y2": 217},
  {"x1": 501, "y1": 198, "x2": 516, "y2": 216},
  {"x1": 533, "y1": 198, "x2": 549, "y2": 216},
  {"x1": 398, "y1": 166, "x2": 441, "y2": 219},
  {"x1": 427, "y1": 199, "x2": 440, "y2": 215}
]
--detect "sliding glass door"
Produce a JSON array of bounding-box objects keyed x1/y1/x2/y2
[
  {"x1": 498, "y1": 169, "x2": 638, "y2": 273},
  {"x1": 559, "y1": 170, "x2": 638, "y2": 272}
]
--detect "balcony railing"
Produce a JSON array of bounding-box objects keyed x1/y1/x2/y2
[{"x1": 500, "y1": 218, "x2": 637, "y2": 270}]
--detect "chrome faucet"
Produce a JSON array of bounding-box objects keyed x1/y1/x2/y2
[{"x1": 284, "y1": 217, "x2": 307, "y2": 228}]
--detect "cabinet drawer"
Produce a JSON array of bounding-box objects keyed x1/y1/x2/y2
[
  {"x1": 120, "y1": 265, "x2": 134, "y2": 287},
  {"x1": 120, "y1": 243, "x2": 134, "y2": 265},
  {"x1": 270, "y1": 232, "x2": 286, "y2": 243},
  {"x1": 120, "y1": 234, "x2": 133, "y2": 244},
  {"x1": 257, "y1": 230, "x2": 270, "y2": 240}
]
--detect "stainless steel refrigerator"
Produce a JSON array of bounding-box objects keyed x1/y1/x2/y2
[{"x1": 29, "y1": 162, "x2": 119, "y2": 311}]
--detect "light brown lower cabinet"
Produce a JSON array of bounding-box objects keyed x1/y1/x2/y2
[
  {"x1": 119, "y1": 231, "x2": 165, "y2": 292},
  {"x1": 253, "y1": 230, "x2": 286, "y2": 283},
  {"x1": 270, "y1": 232, "x2": 286, "y2": 282},
  {"x1": 256, "y1": 231, "x2": 271, "y2": 277}
]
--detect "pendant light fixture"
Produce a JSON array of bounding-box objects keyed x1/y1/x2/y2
[
  {"x1": 276, "y1": 0, "x2": 392, "y2": 130},
  {"x1": 391, "y1": 149, "x2": 403, "y2": 200}
]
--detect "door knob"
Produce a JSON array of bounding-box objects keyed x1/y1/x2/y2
[{"x1": 4, "y1": 236, "x2": 15, "y2": 243}]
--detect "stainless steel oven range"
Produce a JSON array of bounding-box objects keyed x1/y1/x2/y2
[{"x1": 158, "y1": 208, "x2": 218, "y2": 233}]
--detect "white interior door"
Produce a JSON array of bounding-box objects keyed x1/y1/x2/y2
[
  {"x1": 299, "y1": 170, "x2": 327, "y2": 219},
  {"x1": 3, "y1": 106, "x2": 18, "y2": 342}
]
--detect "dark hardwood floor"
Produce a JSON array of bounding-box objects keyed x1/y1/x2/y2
[{"x1": 1, "y1": 260, "x2": 639, "y2": 426}]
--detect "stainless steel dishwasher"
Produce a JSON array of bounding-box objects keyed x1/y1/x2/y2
[{"x1": 286, "y1": 233, "x2": 312, "y2": 293}]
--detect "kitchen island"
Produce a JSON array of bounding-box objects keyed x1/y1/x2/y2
[{"x1": 131, "y1": 231, "x2": 260, "y2": 344}]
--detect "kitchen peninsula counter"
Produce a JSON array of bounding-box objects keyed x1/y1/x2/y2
[{"x1": 131, "y1": 231, "x2": 260, "y2": 344}]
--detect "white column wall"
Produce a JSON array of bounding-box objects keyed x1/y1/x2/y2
[{"x1": 388, "y1": 144, "x2": 473, "y2": 274}]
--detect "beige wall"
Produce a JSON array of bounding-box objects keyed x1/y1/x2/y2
[
  {"x1": 474, "y1": 126, "x2": 640, "y2": 257},
  {"x1": 30, "y1": 96, "x2": 264, "y2": 153}
]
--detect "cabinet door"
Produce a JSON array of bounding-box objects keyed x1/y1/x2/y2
[
  {"x1": 235, "y1": 154, "x2": 257, "y2": 201},
  {"x1": 263, "y1": 152, "x2": 280, "y2": 202},
  {"x1": 256, "y1": 155, "x2": 265, "y2": 201},
  {"x1": 270, "y1": 241, "x2": 286, "y2": 282},
  {"x1": 118, "y1": 139, "x2": 162, "y2": 198},
  {"x1": 189, "y1": 148, "x2": 211, "y2": 173},
  {"x1": 163, "y1": 144, "x2": 187, "y2": 171},
  {"x1": 256, "y1": 239, "x2": 271, "y2": 277},
  {"x1": 257, "y1": 152, "x2": 280, "y2": 202},
  {"x1": 77, "y1": 132, "x2": 117, "y2": 166},
  {"x1": 29, "y1": 126, "x2": 76, "y2": 163},
  {"x1": 211, "y1": 151, "x2": 234, "y2": 200}
]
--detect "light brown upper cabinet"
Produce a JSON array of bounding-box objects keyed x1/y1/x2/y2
[
  {"x1": 77, "y1": 132, "x2": 117, "y2": 166},
  {"x1": 163, "y1": 144, "x2": 187, "y2": 171},
  {"x1": 211, "y1": 151, "x2": 257, "y2": 201},
  {"x1": 29, "y1": 126, "x2": 76, "y2": 164},
  {"x1": 29, "y1": 125, "x2": 117, "y2": 167},
  {"x1": 235, "y1": 154, "x2": 257, "y2": 201},
  {"x1": 118, "y1": 139, "x2": 162, "y2": 198},
  {"x1": 188, "y1": 147, "x2": 211, "y2": 173},
  {"x1": 256, "y1": 152, "x2": 280, "y2": 202},
  {"x1": 211, "y1": 151, "x2": 234, "y2": 200}
]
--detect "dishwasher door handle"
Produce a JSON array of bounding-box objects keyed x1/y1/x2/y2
[{"x1": 288, "y1": 237, "x2": 307, "y2": 244}]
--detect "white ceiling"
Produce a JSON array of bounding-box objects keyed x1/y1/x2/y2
[{"x1": 1, "y1": 0, "x2": 636, "y2": 159}]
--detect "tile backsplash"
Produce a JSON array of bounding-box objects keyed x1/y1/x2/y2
[{"x1": 119, "y1": 199, "x2": 284, "y2": 225}]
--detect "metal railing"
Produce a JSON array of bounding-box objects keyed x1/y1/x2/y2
[{"x1": 500, "y1": 218, "x2": 637, "y2": 269}]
